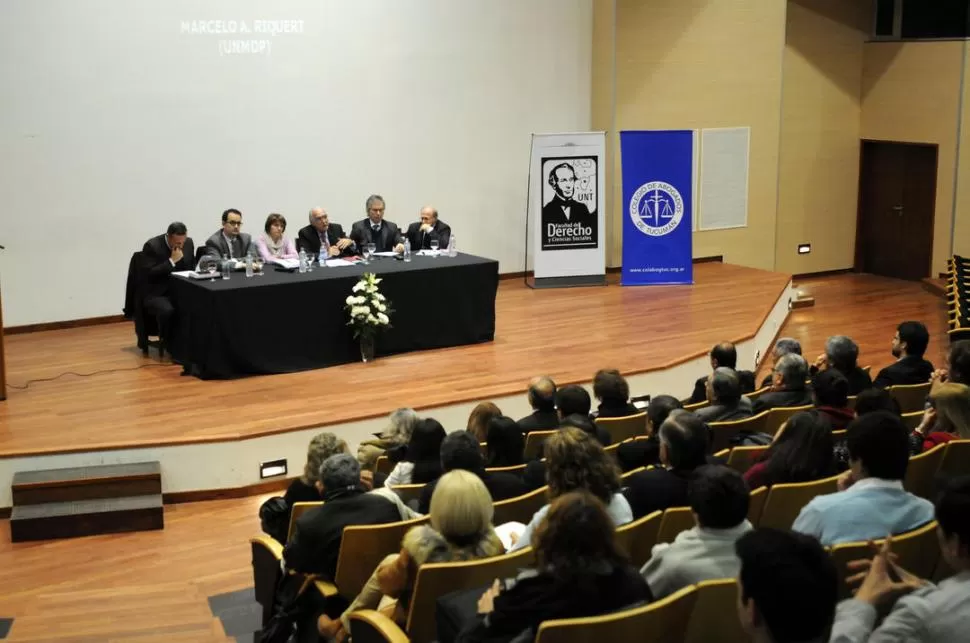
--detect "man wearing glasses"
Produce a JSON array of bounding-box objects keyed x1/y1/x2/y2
[{"x1": 204, "y1": 208, "x2": 253, "y2": 260}]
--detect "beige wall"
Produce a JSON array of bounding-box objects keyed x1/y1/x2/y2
[
  {"x1": 955, "y1": 44, "x2": 970, "y2": 260},
  {"x1": 861, "y1": 41, "x2": 963, "y2": 276},
  {"x1": 606, "y1": 0, "x2": 787, "y2": 270},
  {"x1": 776, "y1": 0, "x2": 868, "y2": 274}
]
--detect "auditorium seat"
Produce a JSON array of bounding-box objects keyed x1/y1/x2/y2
[
  {"x1": 939, "y1": 439, "x2": 970, "y2": 479},
  {"x1": 747, "y1": 486, "x2": 768, "y2": 526},
  {"x1": 746, "y1": 386, "x2": 770, "y2": 402},
  {"x1": 250, "y1": 534, "x2": 285, "y2": 627},
  {"x1": 407, "y1": 547, "x2": 536, "y2": 643},
  {"x1": 904, "y1": 443, "x2": 946, "y2": 500},
  {"x1": 684, "y1": 579, "x2": 750, "y2": 643},
  {"x1": 349, "y1": 610, "x2": 410, "y2": 643},
  {"x1": 708, "y1": 412, "x2": 770, "y2": 452},
  {"x1": 595, "y1": 412, "x2": 648, "y2": 443},
  {"x1": 288, "y1": 501, "x2": 323, "y2": 542},
  {"x1": 765, "y1": 405, "x2": 814, "y2": 435},
  {"x1": 492, "y1": 486, "x2": 548, "y2": 526},
  {"x1": 757, "y1": 474, "x2": 840, "y2": 530},
  {"x1": 682, "y1": 400, "x2": 709, "y2": 412},
  {"x1": 901, "y1": 410, "x2": 924, "y2": 430},
  {"x1": 524, "y1": 430, "x2": 557, "y2": 460},
  {"x1": 614, "y1": 510, "x2": 662, "y2": 568},
  {"x1": 534, "y1": 584, "x2": 697, "y2": 643},
  {"x1": 621, "y1": 465, "x2": 649, "y2": 481},
  {"x1": 724, "y1": 445, "x2": 769, "y2": 474},
  {"x1": 846, "y1": 395, "x2": 857, "y2": 410},
  {"x1": 828, "y1": 520, "x2": 940, "y2": 600},
  {"x1": 888, "y1": 382, "x2": 932, "y2": 414},
  {"x1": 374, "y1": 456, "x2": 394, "y2": 476},
  {"x1": 485, "y1": 463, "x2": 528, "y2": 475},
  {"x1": 391, "y1": 483, "x2": 426, "y2": 509},
  {"x1": 657, "y1": 507, "x2": 695, "y2": 545}
]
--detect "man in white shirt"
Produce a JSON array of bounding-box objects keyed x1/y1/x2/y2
[{"x1": 641, "y1": 464, "x2": 752, "y2": 598}]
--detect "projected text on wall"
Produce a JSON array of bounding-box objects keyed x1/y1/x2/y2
[{"x1": 179, "y1": 19, "x2": 305, "y2": 56}]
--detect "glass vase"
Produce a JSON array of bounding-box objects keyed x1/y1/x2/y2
[{"x1": 360, "y1": 335, "x2": 376, "y2": 362}]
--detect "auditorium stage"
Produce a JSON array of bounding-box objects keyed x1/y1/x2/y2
[{"x1": 0, "y1": 262, "x2": 793, "y2": 506}]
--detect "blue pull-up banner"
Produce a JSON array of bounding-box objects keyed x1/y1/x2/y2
[{"x1": 620, "y1": 130, "x2": 694, "y2": 286}]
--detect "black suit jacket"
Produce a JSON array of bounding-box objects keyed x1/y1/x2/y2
[
  {"x1": 295, "y1": 223, "x2": 354, "y2": 257},
  {"x1": 623, "y1": 467, "x2": 695, "y2": 520},
  {"x1": 874, "y1": 356, "x2": 935, "y2": 388},
  {"x1": 516, "y1": 410, "x2": 560, "y2": 435},
  {"x1": 350, "y1": 219, "x2": 403, "y2": 253},
  {"x1": 542, "y1": 196, "x2": 593, "y2": 228},
  {"x1": 139, "y1": 234, "x2": 196, "y2": 299},
  {"x1": 751, "y1": 388, "x2": 814, "y2": 414},
  {"x1": 688, "y1": 375, "x2": 709, "y2": 404},
  {"x1": 282, "y1": 488, "x2": 400, "y2": 579},
  {"x1": 595, "y1": 401, "x2": 641, "y2": 418},
  {"x1": 418, "y1": 469, "x2": 527, "y2": 515},
  {"x1": 203, "y1": 230, "x2": 252, "y2": 260},
  {"x1": 405, "y1": 220, "x2": 452, "y2": 251}
]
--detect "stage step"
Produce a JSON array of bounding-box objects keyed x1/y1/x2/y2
[
  {"x1": 9, "y1": 494, "x2": 164, "y2": 542},
  {"x1": 922, "y1": 277, "x2": 946, "y2": 298},
  {"x1": 12, "y1": 461, "x2": 161, "y2": 505}
]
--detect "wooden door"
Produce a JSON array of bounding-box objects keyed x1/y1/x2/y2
[{"x1": 856, "y1": 141, "x2": 937, "y2": 280}]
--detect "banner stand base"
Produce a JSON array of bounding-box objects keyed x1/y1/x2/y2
[{"x1": 528, "y1": 275, "x2": 607, "y2": 289}]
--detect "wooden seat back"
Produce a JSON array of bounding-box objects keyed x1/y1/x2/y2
[
  {"x1": 725, "y1": 446, "x2": 769, "y2": 474},
  {"x1": 492, "y1": 486, "x2": 548, "y2": 526},
  {"x1": 758, "y1": 474, "x2": 840, "y2": 530},
  {"x1": 708, "y1": 411, "x2": 770, "y2": 453},
  {"x1": 888, "y1": 382, "x2": 932, "y2": 414},
  {"x1": 595, "y1": 413, "x2": 648, "y2": 443},
  {"x1": 614, "y1": 510, "x2": 662, "y2": 568},
  {"x1": 684, "y1": 579, "x2": 751, "y2": 643},
  {"x1": 657, "y1": 506, "x2": 695, "y2": 544},
  {"x1": 288, "y1": 501, "x2": 323, "y2": 542},
  {"x1": 524, "y1": 430, "x2": 557, "y2": 460},
  {"x1": 334, "y1": 516, "x2": 430, "y2": 599}
]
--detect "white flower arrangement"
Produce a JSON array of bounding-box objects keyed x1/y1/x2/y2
[{"x1": 345, "y1": 272, "x2": 392, "y2": 340}]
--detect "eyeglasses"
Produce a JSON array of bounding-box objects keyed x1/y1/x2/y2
[{"x1": 227, "y1": 221, "x2": 242, "y2": 226}]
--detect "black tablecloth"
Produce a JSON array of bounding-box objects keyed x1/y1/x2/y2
[{"x1": 168, "y1": 253, "x2": 498, "y2": 379}]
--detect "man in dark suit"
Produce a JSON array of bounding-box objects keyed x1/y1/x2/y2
[
  {"x1": 688, "y1": 342, "x2": 738, "y2": 404},
  {"x1": 349, "y1": 194, "x2": 405, "y2": 254},
  {"x1": 405, "y1": 206, "x2": 452, "y2": 251},
  {"x1": 417, "y1": 431, "x2": 527, "y2": 514},
  {"x1": 811, "y1": 335, "x2": 873, "y2": 395},
  {"x1": 138, "y1": 221, "x2": 195, "y2": 350},
  {"x1": 541, "y1": 162, "x2": 594, "y2": 228},
  {"x1": 753, "y1": 353, "x2": 814, "y2": 413},
  {"x1": 874, "y1": 321, "x2": 935, "y2": 388},
  {"x1": 759, "y1": 338, "x2": 802, "y2": 389},
  {"x1": 283, "y1": 454, "x2": 400, "y2": 579},
  {"x1": 203, "y1": 208, "x2": 252, "y2": 259},
  {"x1": 623, "y1": 409, "x2": 708, "y2": 519},
  {"x1": 517, "y1": 376, "x2": 560, "y2": 434},
  {"x1": 295, "y1": 207, "x2": 356, "y2": 258}
]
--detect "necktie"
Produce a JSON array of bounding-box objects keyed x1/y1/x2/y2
[{"x1": 321, "y1": 232, "x2": 330, "y2": 254}]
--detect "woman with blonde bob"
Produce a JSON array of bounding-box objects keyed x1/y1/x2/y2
[
  {"x1": 911, "y1": 382, "x2": 970, "y2": 453},
  {"x1": 321, "y1": 469, "x2": 505, "y2": 639}
]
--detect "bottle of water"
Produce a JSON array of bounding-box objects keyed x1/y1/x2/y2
[
  {"x1": 319, "y1": 250, "x2": 328, "y2": 268},
  {"x1": 403, "y1": 238, "x2": 411, "y2": 262},
  {"x1": 245, "y1": 252, "x2": 254, "y2": 277},
  {"x1": 298, "y1": 248, "x2": 307, "y2": 273},
  {"x1": 221, "y1": 254, "x2": 231, "y2": 280},
  {"x1": 448, "y1": 234, "x2": 457, "y2": 257}
]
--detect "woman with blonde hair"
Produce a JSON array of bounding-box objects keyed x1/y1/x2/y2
[
  {"x1": 467, "y1": 401, "x2": 502, "y2": 442},
  {"x1": 357, "y1": 407, "x2": 420, "y2": 471},
  {"x1": 911, "y1": 382, "x2": 970, "y2": 453},
  {"x1": 320, "y1": 469, "x2": 505, "y2": 639}
]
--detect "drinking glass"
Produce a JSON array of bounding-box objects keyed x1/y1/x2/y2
[
  {"x1": 253, "y1": 256, "x2": 264, "y2": 275},
  {"x1": 364, "y1": 243, "x2": 376, "y2": 264},
  {"x1": 430, "y1": 239, "x2": 440, "y2": 257}
]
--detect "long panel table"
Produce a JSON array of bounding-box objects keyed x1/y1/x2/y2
[{"x1": 168, "y1": 253, "x2": 499, "y2": 379}]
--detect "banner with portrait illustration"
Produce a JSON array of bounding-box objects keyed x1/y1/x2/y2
[
  {"x1": 527, "y1": 132, "x2": 606, "y2": 288},
  {"x1": 619, "y1": 130, "x2": 694, "y2": 286}
]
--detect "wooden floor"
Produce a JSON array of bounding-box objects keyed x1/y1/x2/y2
[
  {"x1": 0, "y1": 262, "x2": 790, "y2": 457},
  {"x1": 0, "y1": 272, "x2": 952, "y2": 641}
]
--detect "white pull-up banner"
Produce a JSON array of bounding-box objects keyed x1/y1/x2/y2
[{"x1": 526, "y1": 132, "x2": 607, "y2": 288}]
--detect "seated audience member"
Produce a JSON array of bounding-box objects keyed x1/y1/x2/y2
[
  {"x1": 296, "y1": 207, "x2": 355, "y2": 258},
  {"x1": 910, "y1": 382, "x2": 970, "y2": 454},
  {"x1": 617, "y1": 395, "x2": 683, "y2": 472},
  {"x1": 522, "y1": 413, "x2": 611, "y2": 489},
  {"x1": 517, "y1": 376, "x2": 560, "y2": 434},
  {"x1": 641, "y1": 465, "x2": 752, "y2": 599},
  {"x1": 688, "y1": 342, "x2": 738, "y2": 404},
  {"x1": 813, "y1": 335, "x2": 873, "y2": 395},
  {"x1": 555, "y1": 384, "x2": 593, "y2": 420},
  {"x1": 459, "y1": 491, "x2": 651, "y2": 642},
  {"x1": 813, "y1": 369, "x2": 855, "y2": 431},
  {"x1": 466, "y1": 402, "x2": 502, "y2": 443},
  {"x1": 357, "y1": 408, "x2": 419, "y2": 472},
  {"x1": 511, "y1": 428, "x2": 631, "y2": 551},
  {"x1": 385, "y1": 418, "x2": 446, "y2": 487},
  {"x1": 592, "y1": 369, "x2": 639, "y2": 418},
  {"x1": 323, "y1": 470, "x2": 504, "y2": 640},
  {"x1": 418, "y1": 431, "x2": 527, "y2": 514},
  {"x1": 759, "y1": 337, "x2": 803, "y2": 388},
  {"x1": 695, "y1": 367, "x2": 754, "y2": 423},
  {"x1": 255, "y1": 213, "x2": 298, "y2": 261},
  {"x1": 753, "y1": 353, "x2": 813, "y2": 413},
  {"x1": 744, "y1": 411, "x2": 836, "y2": 490},
  {"x1": 350, "y1": 194, "x2": 405, "y2": 253},
  {"x1": 735, "y1": 528, "x2": 839, "y2": 643},
  {"x1": 405, "y1": 205, "x2": 452, "y2": 251},
  {"x1": 283, "y1": 454, "x2": 401, "y2": 578},
  {"x1": 792, "y1": 411, "x2": 934, "y2": 545},
  {"x1": 204, "y1": 208, "x2": 252, "y2": 259},
  {"x1": 829, "y1": 476, "x2": 970, "y2": 643},
  {"x1": 737, "y1": 369, "x2": 757, "y2": 394},
  {"x1": 138, "y1": 222, "x2": 195, "y2": 349},
  {"x1": 931, "y1": 339, "x2": 970, "y2": 396},
  {"x1": 854, "y1": 387, "x2": 901, "y2": 416},
  {"x1": 624, "y1": 409, "x2": 709, "y2": 520},
  {"x1": 485, "y1": 416, "x2": 525, "y2": 469},
  {"x1": 873, "y1": 321, "x2": 935, "y2": 388}
]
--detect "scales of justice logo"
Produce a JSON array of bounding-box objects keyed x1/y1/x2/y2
[{"x1": 629, "y1": 181, "x2": 685, "y2": 237}]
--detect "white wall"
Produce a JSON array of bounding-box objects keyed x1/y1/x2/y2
[{"x1": 0, "y1": 0, "x2": 592, "y2": 326}]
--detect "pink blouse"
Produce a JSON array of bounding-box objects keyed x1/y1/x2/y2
[{"x1": 256, "y1": 234, "x2": 298, "y2": 261}]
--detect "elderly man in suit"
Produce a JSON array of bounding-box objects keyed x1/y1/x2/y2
[
  {"x1": 204, "y1": 208, "x2": 252, "y2": 260},
  {"x1": 138, "y1": 221, "x2": 195, "y2": 352},
  {"x1": 350, "y1": 195, "x2": 405, "y2": 254},
  {"x1": 296, "y1": 207, "x2": 356, "y2": 258},
  {"x1": 405, "y1": 206, "x2": 452, "y2": 251}
]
